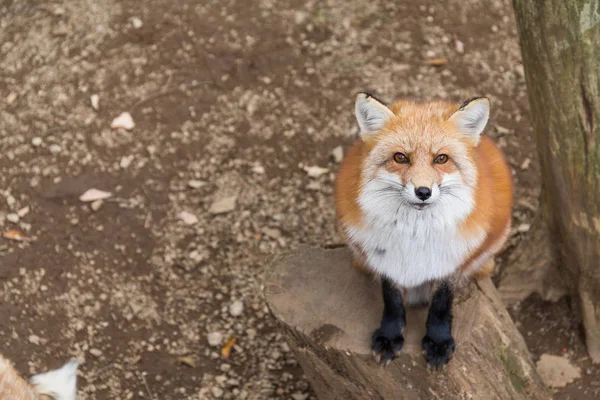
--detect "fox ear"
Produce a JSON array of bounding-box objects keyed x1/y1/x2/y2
[
  {"x1": 355, "y1": 93, "x2": 394, "y2": 137},
  {"x1": 448, "y1": 97, "x2": 490, "y2": 143}
]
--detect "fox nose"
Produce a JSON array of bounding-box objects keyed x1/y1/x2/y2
[{"x1": 415, "y1": 187, "x2": 432, "y2": 201}]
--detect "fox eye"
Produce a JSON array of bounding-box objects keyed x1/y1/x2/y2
[
  {"x1": 393, "y1": 152, "x2": 409, "y2": 164},
  {"x1": 434, "y1": 154, "x2": 449, "y2": 164}
]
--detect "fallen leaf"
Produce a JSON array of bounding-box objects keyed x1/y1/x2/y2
[
  {"x1": 303, "y1": 165, "x2": 329, "y2": 178},
  {"x1": 424, "y1": 58, "x2": 448, "y2": 66},
  {"x1": 178, "y1": 211, "x2": 198, "y2": 225},
  {"x1": 79, "y1": 189, "x2": 113, "y2": 202},
  {"x1": 221, "y1": 338, "x2": 237, "y2": 358},
  {"x1": 3, "y1": 230, "x2": 31, "y2": 241},
  {"x1": 536, "y1": 354, "x2": 581, "y2": 388},
  {"x1": 176, "y1": 356, "x2": 196, "y2": 368},
  {"x1": 17, "y1": 206, "x2": 30, "y2": 218},
  {"x1": 111, "y1": 112, "x2": 135, "y2": 130}
]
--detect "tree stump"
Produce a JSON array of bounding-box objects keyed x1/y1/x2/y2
[{"x1": 264, "y1": 246, "x2": 550, "y2": 400}]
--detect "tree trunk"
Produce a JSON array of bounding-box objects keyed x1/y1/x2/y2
[
  {"x1": 264, "y1": 246, "x2": 550, "y2": 399},
  {"x1": 512, "y1": 0, "x2": 600, "y2": 361}
]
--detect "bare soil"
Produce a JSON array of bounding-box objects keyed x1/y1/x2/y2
[{"x1": 0, "y1": 0, "x2": 596, "y2": 399}]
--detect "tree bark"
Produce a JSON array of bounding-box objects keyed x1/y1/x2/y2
[
  {"x1": 264, "y1": 246, "x2": 550, "y2": 400},
  {"x1": 512, "y1": 0, "x2": 600, "y2": 361}
]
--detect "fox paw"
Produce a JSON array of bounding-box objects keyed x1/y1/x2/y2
[
  {"x1": 422, "y1": 335, "x2": 455, "y2": 368},
  {"x1": 371, "y1": 328, "x2": 404, "y2": 365}
]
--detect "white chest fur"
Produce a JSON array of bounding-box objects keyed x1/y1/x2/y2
[
  {"x1": 347, "y1": 173, "x2": 485, "y2": 288},
  {"x1": 347, "y1": 219, "x2": 484, "y2": 288}
]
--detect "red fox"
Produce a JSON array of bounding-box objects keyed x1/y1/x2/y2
[
  {"x1": 335, "y1": 93, "x2": 513, "y2": 367},
  {"x1": 0, "y1": 354, "x2": 78, "y2": 400}
]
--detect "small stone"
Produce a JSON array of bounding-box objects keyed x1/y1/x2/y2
[
  {"x1": 80, "y1": 189, "x2": 113, "y2": 202},
  {"x1": 209, "y1": 196, "x2": 237, "y2": 215},
  {"x1": 262, "y1": 227, "x2": 281, "y2": 239},
  {"x1": 219, "y1": 363, "x2": 231, "y2": 372},
  {"x1": 229, "y1": 300, "x2": 244, "y2": 317},
  {"x1": 6, "y1": 213, "x2": 19, "y2": 223},
  {"x1": 111, "y1": 112, "x2": 135, "y2": 130},
  {"x1": 252, "y1": 164, "x2": 265, "y2": 174},
  {"x1": 89, "y1": 348, "x2": 103, "y2": 357},
  {"x1": 28, "y1": 335, "x2": 41, "y2": 345},
  {"x1": 292, "y1": 393, "x2": 309, "y2": 400},
  {"x1": 517, "y1": 223, "x2": 531, "y2": 233},
  {"x1": 520, "y1": 158, "x2": 531, "y2": 170},
  {"x1": 6, "y1": 92, "x2": 17, "y2": 105},
  {"x1": 210, "y1": 387, "x2": 224, "y2": 398},
  {"x1": 207, "y1": 331, "x2": 223, "y2": 347},
  {"x1": 90, "y1": 200, "x2": 103, "y2": 212},
  {"x1": 303, "y1": 165, "x2": 329, "y2": 178},
  {"x1": 178, "y1": 211, "x2": 198, "y2": 225},
  {"x1": 455, "y1": 40, "x2": 464, "y2": 54},
  {"x1": 246, "y1": 329, "x2": 257, "y2": 339},
  {"x1": 536, "y1": 354, "x2": 581, "y2": 388},
  {"x1": 90, "y1": 94, "x2": 100, "y2": 110},
  {"x1": 331, "y1": 146, "x2": 344, "y2": 163},
  {"x1": 49, "y1": 144, "x2": 62, "y2": 154},
  {"x1": 131, "y1": 17, "x2": 143, "y2": 29},
  {"x1": 31, "y1": 137, "x2": 42, "y2": 147},
  {"x1": 187, "y1": 179, "x2": 206, "y2": 189},
  {"x1": 120, "y1": 155, "x2": 134, "y2": 169}
]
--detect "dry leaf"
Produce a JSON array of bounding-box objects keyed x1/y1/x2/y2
[
  {"x1": 221, "y1": 338, "x2": 237, "y2": 358},
  {"x1": 425, "y1": 58, "x2": 448, "y2": 66},
  {"x1": 3, "y1": 230, "x2": 31, "y2": 241},
  {"x1": 176, "y1": 356, "x2": 196, "y2": 368},
  {"x1": 79, "y1": 189, "x2": 113, "y2": 202},
  {"x1": 111, "y1": 112, "x2": 135, "y2": 130}
]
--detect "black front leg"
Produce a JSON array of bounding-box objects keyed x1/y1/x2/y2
[
  {"x1": 422, "y1": 281, "x2": 455, "y2": 367},
  {"x1": 371, "y1": 277, "x2": 406, "y2": 365}
]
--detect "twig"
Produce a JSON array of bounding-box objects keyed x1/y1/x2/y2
[{"x1": 136, "y1": 371, "x2": 156, "y2": 400}]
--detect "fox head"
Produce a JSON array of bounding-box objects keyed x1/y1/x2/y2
[{"x1": 354, "y1": 93, "x2": 490, "y2": 226}]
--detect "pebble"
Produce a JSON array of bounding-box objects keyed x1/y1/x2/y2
[
  {"x1": 211, "y1": 387, "x2": 224, "y2": 398},
  {"x1": 90, "y1": 94, "x2": 100, "y2": 110},
  {"x1": 187, "y1": 179, "x2": 206, "y2": 189},
  {"x1": 131, "y1": 17, "x2": 143, "y2": 29},
  {"x1": 31, "y1": 137, "x2": 42, "y2": 147},
  {"x1": 111, "y1": 112, "x2": 135, "y2": 130},
  {"x1": 331, "y1": 146, "x2": 343, "y2": 163},
  {"x1": 49, "y1": 144, "x2": 62, "y2": 154},
  {"x1": 178, "y1": 211, "x2": 198, "y2": 225},
  {"x1": 90, "y1": 200, "x2": 103, "y2": 212},
  {"x1": 207, "y1": 331, "x2": 223, "y2": 347},
  {"x1": 229, "y1": 300, "x2": 244, "y2": 317},
  {"x1": 6, "y1": 213, "x2": 19, "y2": 223},
  {"x1": 120, "y1": 155, "x2": 134, "y2": 169},
  {"x1": 209, "y1": 196, "x2": 237, "y2": 215},
  {"x1": 455, "y1": 40, "x2": 465, "y2": 54},
  {"x1": 28, "y1": 335, "x2": 41, "y2": 345},
  {"x1": 89, "y1": 348, "x2": 103, "y2": 357}
]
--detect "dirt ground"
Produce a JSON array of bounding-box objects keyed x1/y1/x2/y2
[{"x1": 0, "y1": 0, "x2": 598, "y2": 399}]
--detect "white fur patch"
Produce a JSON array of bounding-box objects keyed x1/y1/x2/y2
[
  {"x1": 347, "y1": 171, "x2": 485, "y2": 288},
  {"x1": 30, "y1": 360, "x2": 78, "y2": 400}
]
